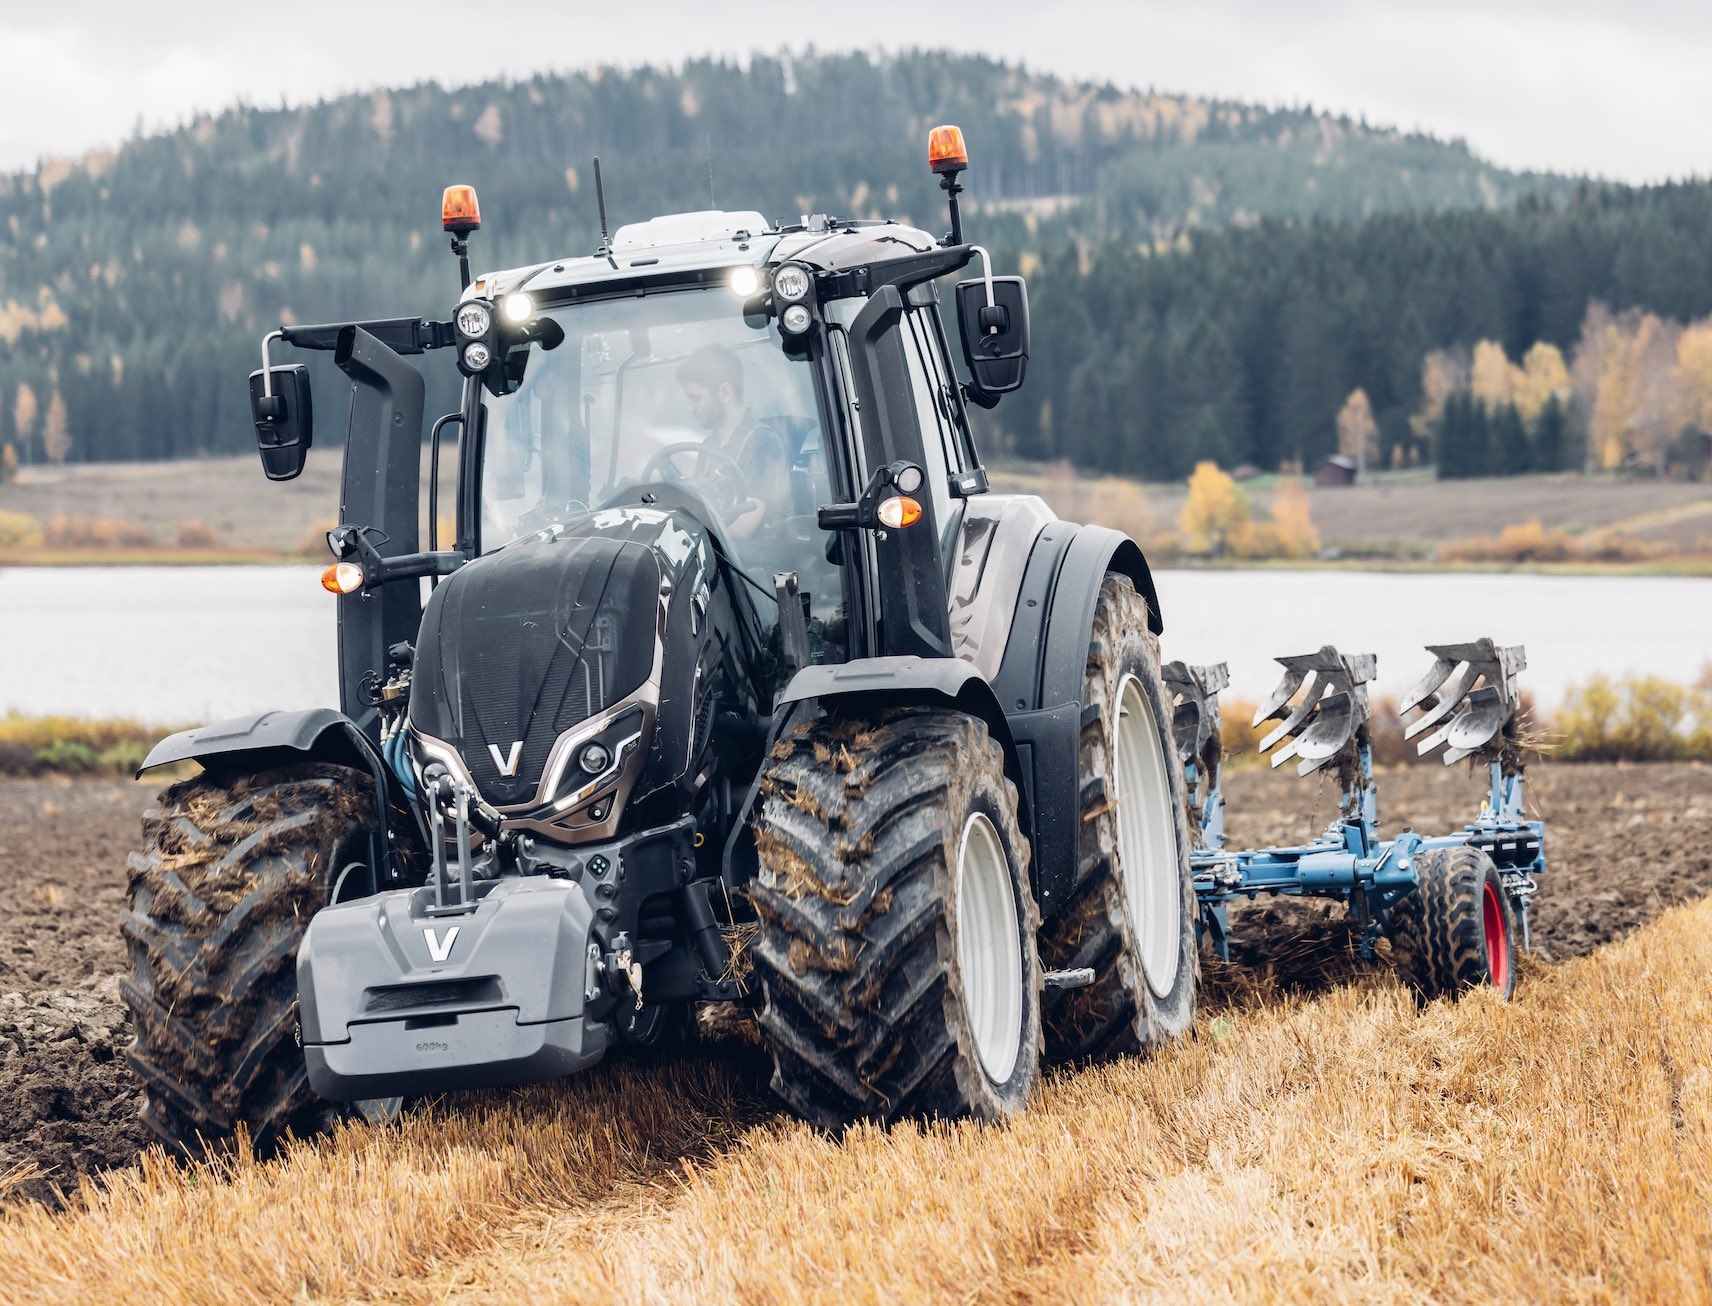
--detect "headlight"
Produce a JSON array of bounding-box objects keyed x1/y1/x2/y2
[
  {"x1": 728, "y1": 266, "x2": 760, "y2": 296},
  {"x1": 462, "y1": 340, "x2": 493, "y2": 370},
  {"x1": 780, "y1": 303, "x2": 813, "y2": 334},
  {"x1": 771, "y1": 264, "x2": 812, "y2": 302},
  {"x1": 578, "y1": 742, "x2": 612, "y2": 774},
  {"x1": 455, "y1": 301, "x2": 493, "y2": 338},
  {"x1": 501, "y1": 292, "x2": 534, "y2": 324}
]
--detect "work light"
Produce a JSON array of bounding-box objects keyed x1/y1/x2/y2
[
  {"x1": 772, "y1": 264, "x2": 812, "y2": 302},
  {"x1": 456, "y1": 301, "x2": 493, "y2": 338}
]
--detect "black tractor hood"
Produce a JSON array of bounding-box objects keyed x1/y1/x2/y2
[{"x1": 409, "y1": 530, "x2": 663, "y2": 805}]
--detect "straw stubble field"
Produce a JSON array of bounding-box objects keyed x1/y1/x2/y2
[{"x1": 0, "y1": 763, "x2": 1709, "y2": 1303}]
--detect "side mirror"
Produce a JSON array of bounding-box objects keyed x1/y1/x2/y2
[
  {"x1": 248, "y1": 364, "x2": 314, "y2": 481},
  {"x1": 954, "y1": 276, "x2": 1029, "y2": 397}
]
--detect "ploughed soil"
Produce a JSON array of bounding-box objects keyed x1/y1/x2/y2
[{"x1": 0, "y1": 762, "x2": 1708, "y2": 1208}]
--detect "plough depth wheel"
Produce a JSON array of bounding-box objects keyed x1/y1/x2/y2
[{"x1": 1389, "y1": 845, "x2": 1518, "y2": 1001}]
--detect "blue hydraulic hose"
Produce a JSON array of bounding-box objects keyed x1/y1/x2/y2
[{"x1": 384, "y1": 730, "x2": 417, "y2": 805}]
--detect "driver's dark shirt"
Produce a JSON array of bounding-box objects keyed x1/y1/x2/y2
[{"x1": 710, "y1": 409, "x2": 790, "y2": 517}]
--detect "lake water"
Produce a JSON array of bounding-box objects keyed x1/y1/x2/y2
[{"x1": 2, "y1": 565, "x2": 1709, "y2": 725}]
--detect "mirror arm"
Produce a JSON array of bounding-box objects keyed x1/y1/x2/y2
[
  {"x1": 970, "y1": 246, "x2": 995, "y2": 315},
  {"x1": 255, "y1": 330, "x2": 286, "y2": 421}
]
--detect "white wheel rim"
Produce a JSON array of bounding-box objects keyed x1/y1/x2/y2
[
  {"x1": 1115, "y1": 674, "x2": 1183, "y2": 997},
  {"x1": 956, "y1": 811, "x2": 1024, "y2": 1084}
]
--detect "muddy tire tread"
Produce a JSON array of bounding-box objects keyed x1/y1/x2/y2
[
  {"x1": 748, "y1": 709, "x2": 1040, "y2": 1128},
  {"x1": 121, "y1": 763, "x2": 372, "y2": 1154}
]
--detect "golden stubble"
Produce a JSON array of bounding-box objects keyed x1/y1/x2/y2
[{"x1": 3, "y1": 899, "x2": 1709, "y2": 1306}]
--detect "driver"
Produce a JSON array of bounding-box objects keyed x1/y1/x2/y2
[{"x1": 674, "y1": 344, "x2": 789, "y2": 539}]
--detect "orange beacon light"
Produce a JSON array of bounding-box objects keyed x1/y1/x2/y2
[{"x1": 928, "y1": 125, "x2": 968, "y2": 175}]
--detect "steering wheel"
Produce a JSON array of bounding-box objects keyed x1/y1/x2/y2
[{"x1": 641, "y1": 442, "x2": 751, "y2": 511}]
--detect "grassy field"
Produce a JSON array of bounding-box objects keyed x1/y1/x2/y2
[{"x1": 2, "y1": 891, "x2": 1707, "y2": 1303}]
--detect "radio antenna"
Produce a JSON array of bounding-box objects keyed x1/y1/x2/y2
[
  {"x1": 593, "y1": 156, "x2": 613, "y2": 261},
  {"x1": 706, "y1": 133, "x2": 716, "y2": 209}
]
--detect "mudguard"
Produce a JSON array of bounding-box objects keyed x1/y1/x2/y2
[
  {"x1": 138, "y1": 707, "x2": 380, "y2": 776},
  {"x1": 773, "y1": 656, "x2": 1021, "y2": 796},
  {"x1": 723, "y1": 655, "x2": 1027, "y2": 891},
  {"x1": 136, "y1": 707, "x2": 411, "y2": 894},
  {"x1": 991, "y1": 523, "x2": 1163, "y2": 920}
]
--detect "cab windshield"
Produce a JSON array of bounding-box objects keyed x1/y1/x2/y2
[{"x1": 478, "y1": 285, "x2": 824, "y2": 557}]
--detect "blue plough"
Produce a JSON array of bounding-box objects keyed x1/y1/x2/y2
[{"x1": 1164, "y1": 639, "x2": 1546, "y2": 999}]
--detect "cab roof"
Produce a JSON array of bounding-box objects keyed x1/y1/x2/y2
[{"x1": 464, "y1": 210, "x2": 943, "y2": 303}]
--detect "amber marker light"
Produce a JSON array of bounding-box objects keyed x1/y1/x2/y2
[
  {"x1": 321, "y1": 562, "x2": 364, "y2": 594},
  {"x1": 876, "y1": 496, "x2": 923, "y2": 529},
  {"x1": 441, "y1": 184, "x2": 482, "y2": 233},
  {"x1": 928, "y1": 125, "x2": 968, "y2": 174}
]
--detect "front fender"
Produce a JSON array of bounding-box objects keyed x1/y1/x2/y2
[
  {"x1": 139, "y1": 707, "x2": 379, "y2": 777},
  {"x1": 138, "y1": 707, "x2": 412, "y2": 897},
  {"x1": 774, "y1": 655, "x2": 1029, "y2": 843},
  {"x1": 723, "y1": 656, "x2": 1030, "y2": 894}
]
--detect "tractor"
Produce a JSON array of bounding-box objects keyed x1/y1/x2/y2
[{"x1": 122, "y1": 127, "x2": 1199, "y2": 1149}]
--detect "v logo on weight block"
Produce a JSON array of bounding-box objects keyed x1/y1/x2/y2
[
  {"x1": 488, "y1": 741, "x2": 524, "y2": 776},
  {"x1": 423, "y1": 926, "x2": 460, "y2": 963}
]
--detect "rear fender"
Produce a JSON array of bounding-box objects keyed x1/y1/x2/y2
[
  {"x1": 991, "y1": 524, "x2": 1163, "y2": 920},
  {"x1": 137, "y1": 708, "x2": 413, "y2": 896}
]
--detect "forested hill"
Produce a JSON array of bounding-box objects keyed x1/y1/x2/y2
[{"x1": 0, "y1": 49, "x2": 1687, "y2": 476}]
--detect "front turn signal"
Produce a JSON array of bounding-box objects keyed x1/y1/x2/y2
[
  {"x1": 876, "y1": 495, "x2": 923, "y2": 529},
  {"x1": 321, "y1": 561, "x2": 364, "y2": 594}
]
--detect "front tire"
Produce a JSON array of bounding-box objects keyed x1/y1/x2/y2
[
  {"x1": 748, "y1": 709, "x2": 1041, "y2": 1127},
  {"x1": 1040, "y1": 573, "x2": 1198, "y2": 1062},
  {"x1": 120, "y1": 762, "x2": 376, "y2": 1154}
]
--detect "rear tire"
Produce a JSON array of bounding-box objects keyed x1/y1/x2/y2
[
  {"x1": 1390, "y1": 844, "x2": 1518, "y2": 1001},
  {"x1": 748, "y1": 709, "x2": 1041, "y2": 1127},
  {"x1": 1040, "y1": 573, "x2": 1198, "y2": 1062},
  {"x1": 121, "y1": 762, "x2": 376, "y2": 1155}
]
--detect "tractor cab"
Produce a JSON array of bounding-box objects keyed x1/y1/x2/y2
[{"x1": 450, "y1": 203, "x2": 1027, "y2": 681}]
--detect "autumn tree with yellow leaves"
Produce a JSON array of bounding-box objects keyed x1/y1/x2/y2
[
  {"x1": 1177, "y1": 462, "x2": 1251, "y2": 557},
  {"x1": 1177, "y1": 464, "x2": 1321, "y2": 560},
  {"x1": 41, "y1": 390, "x2": 72, "y2": 465},
  {"x1": 1335, "y1": 389, "x2": 1378, "y2": 471}
]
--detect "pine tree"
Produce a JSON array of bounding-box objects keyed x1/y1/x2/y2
[
  {"x1": 1492, "y1": 402, "x2": 1530, "y2": 474},
  {"x1": 1533, "y1": 394, "x2": 1569, "y2": 472}
]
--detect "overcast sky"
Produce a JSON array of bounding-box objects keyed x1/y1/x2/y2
[{"x1": 3, "y1": 0, "x2": 1708, "y2": 183}]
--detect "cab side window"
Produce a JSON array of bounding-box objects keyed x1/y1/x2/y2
[{"x1": 900, "y1": 308, "x2": 966, "y2": 564}]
